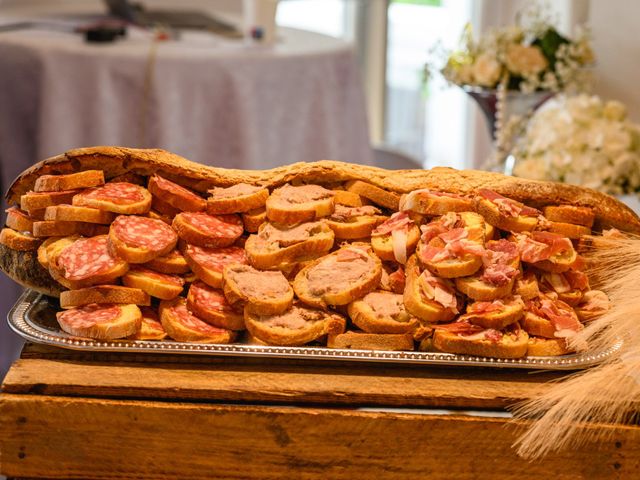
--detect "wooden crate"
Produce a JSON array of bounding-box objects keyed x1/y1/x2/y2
[{"x1": 1, "y1": 344, "x2": 638, "y2": 479}]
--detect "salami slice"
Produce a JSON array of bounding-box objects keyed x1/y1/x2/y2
[
  {"x1": 58, "y1": 304, "x2": 122, "y2": 330},
  {"x1": 187, "y1": 281, "x2": 245, "y2": 330},
  {"x1": 159, "y1": 297, "x2": 235, "y2": 343},
  {"x1": 184, "y1": 244, "x2": 247, "y2": 288},
  {"x1": 73, "y1": 182, "x2": 151, "y2": 214},
  {"x1": 148, "y1": 175, "x2": 206, "y2": 212},
  {"x1": 54, "y1": 235, "x2": 128, "y2": 289},
  {"x1": 56, "y1": 303, "x2": 141, "y2": 340},
  {"x1": 173, "y1": 212, "x2": 243, "y2": 248},
  {"x1": 128, "y1": 307, "x2": 167, "y2": 340},
  {"x1": 109, "y1": 215, "x2": 177, "y2": 263}
]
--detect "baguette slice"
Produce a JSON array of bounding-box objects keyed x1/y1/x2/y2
[
  {"x1": 399, "y1": 189, "x2": 474, "y2": 215},
  {"x1": 433, "y1": 322, "x2": 529, "y2": 359},
  {"x1": 293, "y1": 244, "x2": 382, "y2": 309},
  {"x1": 5, "y1": 207, "x2": 36, "y2": 233},
  {"x1": 122, "y1": 266, "x2": 185, "y2": 300},
  {"x1": 332, "y1": 190, "x2": 365, "y2": 207},
  {"x1": 403, "y1": 255, "x2": 458, "y2": 323},
  {"x1": 173, "y1": 212, "x2": 243, "y2": 248},
  {"x1": 527, "y1": 336, "x2": 574, "y2": 356},
  {"x1": 546, "y1": 221, "x2": 591, "y2": 240},
  {"x1": 128, "y1": 307, "x2": 168, "y2": 341},
  {"x1": 160, "y1": 297, "x2": 236, "y2": 343},
  {"x1": 207, "y1": 183, "x2": 269, "y2": 214},
  {"x1": 326, "y1": 204, "x2": 382, "y2": 240},
  {"x1": 475, "y1": 189, "x2": 540, "y2": 232},
  {"x1": 460, "y1": 297, "x2": 525, "y2": 330},
  {"x1": 244, "y1": 302, "x2": 346, "y2": 346},
  {"x1": 0, "y1": 228, "x2": 41, "y2": 251},
  {"x1": 44, "y1": 204, "x2": 115, "y2": 224},
  {"x1": 543, "y1": 205, "x2": 595, "y2": 228},
  {"x1": 371, "y1": 212, "x2": 420, "y2": 264},
  {"x1": 575, "y1": 290, "x2": 610, "y2": 322},
  {"x1": 32, "y1": 220, "x2": 93, "y2": 238},
  {"x1": 145, "y1": 249, "x2": 191, "y2": 274},
  {"x1": 245, "y1": 220, "x2": 334, "y2": 270},
  {"x1": 241, "y1": 208, "x2": 267, "y2": 233},
  {"x1": 108, "y1": 215, "x2": 178, "y2": 263},
  {"x1": 187, "y1": 281, "x2": 245, "y2": 331},
  {"x1": 539, "y1": 271, "x2": 584, "y2": 306},
  {"x1": 37, "y1": 235, "x2": 79, "y2": 269},
  {"x1": 148, "y1": 174, "x2": 206, "y2": 212},
  {"x1": 56, "y1": 303, "x2": 142, "y2": 340},
  {"x1": 522, "y1": 296, "x2": 583, "y2": 339},
  {"x1": 515, "y1": 231, "x2": 577, "y2": 273},
  {"x1": 60, "y1": 285, "x2": 151, "y2": 309},
  {"x1": 148, "y1": 210, "x2": 173, "y2": 225},
  {"x1": 345, "y1": 180, "x2": 400, "y2": 210},
  {"x1": 223, "y1": 264, "x2": 293, "y2": 315},
  {"x1": 266, "y1": 184, "x2": 335, "y2": 225},
  {"x1": 21, "y1": 189, "x2": 81, "y2": 211},
  {"x1": 327, "y1": 331, "x2": 415, "y2": 351},
  {"x1": 347, "y1": 291, "x2": 419, "y2": 334},
  {"x1": 35, "y1": 170, "x2": 104, "y2": 192},
  {"x1": 514, "y1": 271, "x2": 540, "y2": 300},
  {"x1": 183, "y1": 244, "x2": 247, "y2": 288},
  {"x1": 73, "y1": 182, "x2": 152, "y2": 214},
  {"x1": 151, "y1": 196, "x2": 182, "y2": 217}
]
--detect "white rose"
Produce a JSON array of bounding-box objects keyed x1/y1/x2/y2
[
  {"x1": 505, "y1": 44, "x2": 548, "y2": 77},
  {"x1": 471, "y1": 53, "x2": 502, "y2": 87}
]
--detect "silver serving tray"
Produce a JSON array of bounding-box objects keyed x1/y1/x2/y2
[{"x1": 8, "y1": 289, "x2": 622, "y2": 370}]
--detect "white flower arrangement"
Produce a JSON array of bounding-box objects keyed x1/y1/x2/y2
[{"x1": 512, "y1": 95, "x2": 640, "y2": 195}]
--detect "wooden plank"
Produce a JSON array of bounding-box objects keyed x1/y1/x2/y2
[
  {"x1": 1, "y1": 357, "x2": 565, "y2": 409},
  {"x1": 1, "y1": 394, "x2": 638, "y2": 480}
]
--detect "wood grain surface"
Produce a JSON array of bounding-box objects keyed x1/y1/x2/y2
[{"x1": 1, "y1": 394, "x2": 638, "y2": 480}]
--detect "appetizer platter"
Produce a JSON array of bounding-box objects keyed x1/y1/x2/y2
[{"x1": 1, "y1": 146, "x2": 636, "y2": 368}]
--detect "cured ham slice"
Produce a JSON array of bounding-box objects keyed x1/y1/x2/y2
[
  {"x1": 539, "y1": 298, "x2": 583, "y2": 338},
  {"x1": 481, "y1": 240, "x2": 519, "y2": 286},
  {"x1": 418, "y1": 271, "x2": 459, "y2": 313},
  {"x1": 478, "y1": 189, "x2": 540, "y2": 217},
  {"x1": 371, "y1": 211, "x2": 413, "y2": 236}
]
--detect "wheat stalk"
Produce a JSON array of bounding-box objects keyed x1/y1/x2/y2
[{"x1": 512, "y1": 235, "x2": 640, "y2": 459}]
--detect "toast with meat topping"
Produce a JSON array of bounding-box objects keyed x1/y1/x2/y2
[
  {"x1": 159, "y1": 297, "x2": 236, "y2": 343},
  {"x1": 403, "y1": 255, "x2": 458, "y2": 323},
  {"x1": 148, "y1": 174, "x2": 206, "y2": 212},
  {"x1": 223, "y1": 264, "x2": 294, "y2": 315},
  {"x1": 460, "y1": 297, "x2": 525, "y2": 330},
  {"x1": 266, "y1": 184, "x2": 335, "y2": 225},
  {"x1": 399, "y1": 189, "x2": 474, "y2": 215},
  {"x1": 244, "y1": 302, "x2": 346, "y2": 346},
  {"x1": 57, "y1": 303, "x2": 142, "y2": 340},
  {"x1": 293, "y1": 244, "x2": 382, "y2": 309},
  {"x1": 326, "y1": 204, "x2": 383, "y2": 240},
  {"x1": 371, "y1": 212, "x2": 420, "y2": 264},
  {"x1": 433, "y1": 321, "x2": 529, "y2": 359},
  {"x1": 348, "y1": 290, "x2": 419, "y2": 334},
  {"x1": 475, "y1": 189, "x2": 540, "y2": 232},
  {"x1": 207, "y1": 183, "x2": 269, "y2": 214}
]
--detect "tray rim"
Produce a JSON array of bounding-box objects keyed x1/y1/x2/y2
[{"x1": 7, "y1": 289, "x2": 622, "y2": 370}]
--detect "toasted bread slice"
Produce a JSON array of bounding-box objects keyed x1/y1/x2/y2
[
  {"x1": 173, "y1": 212, "x2": 243, "y2": 248},
  {"x1": 546, "y1": 221, "x2": 591, "y2": 239},
  {"x1": 433, "y1": 322, "x2": 529, "y2": 359},
  {"x1": 348, "y1": 291, "x2": 419, "y2": 334},
  {"x1": 521, "y1": 312, "x2": 557, "y2": 338},
  {"x1": 326, "y1": 204, "x2": 382, "y2": 240},
  {"x1": 241, "y1": 208, "x2": 266, "y2": 233},
  {"x1": 379, "y1": 264, "x2": 406, "y2": 294},
  {"x1": 455, "y1": 275, "x2": 515, "y2": 301},
  {"x1": 56, "y1": 303, "x2": 142, "y2": 340},
  {"x1": 151, "y1": 195, "x2": 182, "y2": 218},
  {"x1": 35, "y1": 170, "x2": 104, "y2": 192},
  {"x1": 527, "y1": 336, "x2": 574, "y2": 356},
  {"x1": 160, "y1": 297, "x2": 236, "y2": 343},
  {"x1": 0, "y1": 228, "x2": 41, "y2": 251},
  {"x1": 44, "y1": 204, "x2": 115, "y2": 224},
  {"x1": 539, "y1": 272, "x2": 584, "y2": 306},
  {"x1": 145, "y1": 249, "x2": 191, "y2": 274},
  {"x1": 148, "y1": 175, "x2": 206, "y2": 212},
  {"x1": 543, "y1": 205, "x2": 595, "y2": 228},
  {"x1": 128, "y1": 307, "x2": 167, "y2": 340},
  {"x1": 122, "y1": 266, "x2": 185, "y2": 300},
  {"x1": 72, "y1": 182, "x2": 152, "y2": 214},
  {"x1": 21, "y1": 189, "x2": 80, "y2": 211},
  {"x1": 461, "y1": 297, "x2": 525, "y2": 330},
  {"x1": 516, "y1": 232, "x2": 577, "y2": 273},
  {"x1": 49, "y1": 235, "x2": 129, "y2": 289},
  {"x1": 245, "y1": 220, "x2": 334, "y2": 270},
  {"x1": 370, "y1": 212, "x2": 418, "y2": 263},
  {"x1": 266, "y1": 184, "x2": 335, "y2": 225},
  {"x1": 244, "y1": 302, "x2": 346, "y2": 346},
  {"x1": 187, "y1": 281, "x2": 245, "y2": 331},
  {"x1": 332, "y1": 190, "x2": 365, "y2": 207},
  {"x1": 399, "y1": 189, "x2": 474, "y2": 215},
  {"x1": 418, "y1": 212, "x2": 485, "y2": 278},
  {"x1": 345, "y1": 180, "x2": 400, "y2": 210},
  {"x1": 108, "y1": 215, "x2": 178, "y2": 263},
  {"x1": 514, "y1": 271, "x2": 540, "y2": 300},
  {"x1": 293, "y1": 244, "x2": 382, "y2": 309},
  {"x1": 32, "y1": 220, "x2": 90, "y2": 238},
  {"x1": 25, "y1": 207, "x2": 47, "y2": 220},
  {"x1": 223, "y1": 264, "x2": 293, "y2": 315},
  {"x1": 574, "y1": 290, "x2": 610, "y2": 322},
  {"x1": 60, "y1": 285, "x2": 150, "y2": 309},
  {"x1": 5, "y1": 207, "x2": 36, "y2": 233},
  {"x1": 108, "y1": 172, "x2": 146, "y2": 186},
  {"x1": 148, "y1": 210, "x2": 173, "y2": 225},
  {"x1": 183, "y1": 244, "x2": 246, "y2": 288},
  {"x1": 207, "y1": 183, "x2": 269, "y2": 214},
  {"x1": 37, "y1": 235, "x2": 79, "y2": 269},
  {"x1": 403, "y1": 256, "x2": 458, "y2": 323},
  {"x1": 475, "y1": 189, "x2": 540, "y2": 232},
  {"x1": 327, "y1": 331, "x2": 415, "y2": 351}
]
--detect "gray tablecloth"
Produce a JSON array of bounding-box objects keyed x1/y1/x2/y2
[{"x1": 0, "y1": 18, "x2": 371, "y2": 379}]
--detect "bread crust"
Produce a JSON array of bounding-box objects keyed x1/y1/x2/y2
[
  {"x1": 60, "y1": 285, "x2": 151, "y2": 309},
  {"x1": 0, "y1": 228, "x2": 41, "y2": 251},
  {"x1": 6, "y1": 207, "x2": 35, "y2": 232},
  {"x1": 241, "y1": 208, "x2": 266, "y2": 233},
  {"x1": 527, "y1": 336, "x2": 574, "y2": 356}
]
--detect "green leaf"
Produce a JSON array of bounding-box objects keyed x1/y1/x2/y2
[{"x1": 532, "y1": 28, "x2": 569, "y2": 68}]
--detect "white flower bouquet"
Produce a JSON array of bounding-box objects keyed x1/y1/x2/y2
[
  {"x1": 432, "y1": 9, "x2": 593, "y2": 93},
  {"x1": 512, "y1": 94, "x2": 640, "y2": 195}
]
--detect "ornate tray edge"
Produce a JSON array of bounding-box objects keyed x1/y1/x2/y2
[{"x1": 7, "y1": 289, "x2": 622, "y2": 370}]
